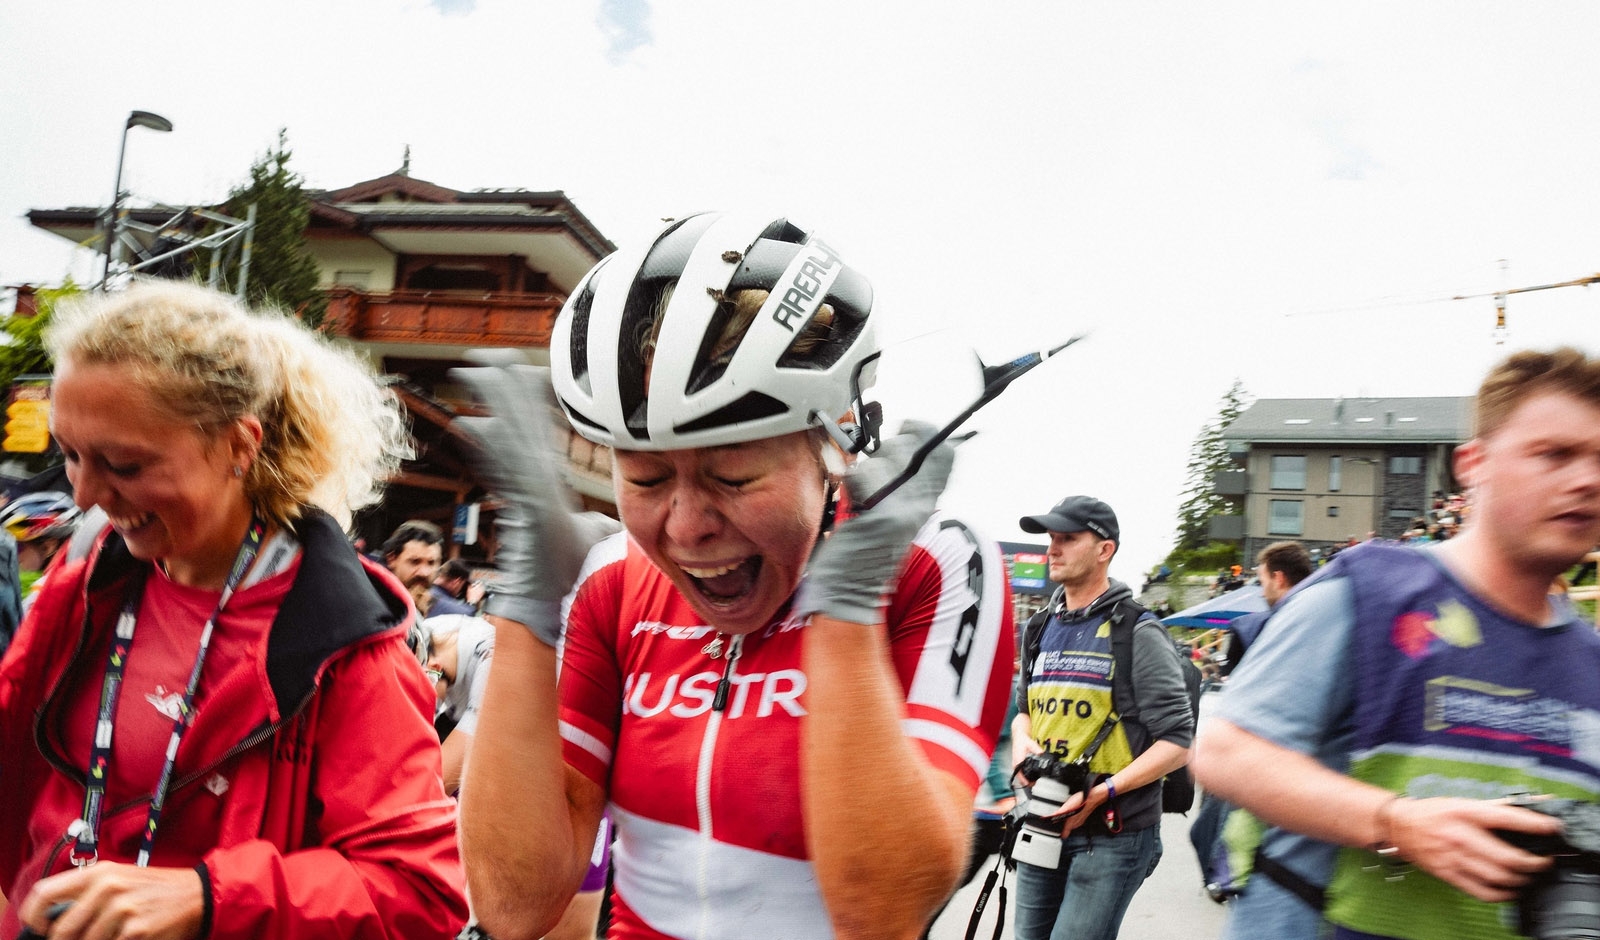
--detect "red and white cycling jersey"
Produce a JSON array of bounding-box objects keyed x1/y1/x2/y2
[{"x1": 558, "y1": 512, "x2": 1015, "y2": 940}]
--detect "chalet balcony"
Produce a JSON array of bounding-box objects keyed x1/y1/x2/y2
[{"x1": 324, "y1": 286, "x2": 563, "y2": 348}]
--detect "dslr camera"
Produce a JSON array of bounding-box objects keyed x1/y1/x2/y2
[
  {"x1": 1011, "y1": 752, "x2": 1093, "y2": 870},
  {"x1": 1494, "y1": 797, "x2": 1600, "y2": 940}
]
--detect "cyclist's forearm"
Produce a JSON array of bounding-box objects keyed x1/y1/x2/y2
[{"x1": 801, "y1": 615, "x2": 970, "y2": 940}]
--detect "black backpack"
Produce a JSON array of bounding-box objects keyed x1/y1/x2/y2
[{"x1": 1021, "y1": 595, "x2": 1201, "y2": 813}]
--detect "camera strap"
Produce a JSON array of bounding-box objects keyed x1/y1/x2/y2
[
  {"x1": 964, "y1": 811, "x2": 1020, "y2": 940},
  {"x1": 1077, "y1": 710, "x2": 1121, "y2": 766}
]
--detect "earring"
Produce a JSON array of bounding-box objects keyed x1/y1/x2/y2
[{"x1": 232, "y1": 465, "x2": 244, "y2": 478}]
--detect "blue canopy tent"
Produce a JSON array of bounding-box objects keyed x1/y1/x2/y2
[{"x1": 1162, "y1": 583, "x2": 1267, "y2": 629}]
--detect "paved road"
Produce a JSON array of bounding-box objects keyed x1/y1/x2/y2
[
  {"x1": 927, "y1": 810, "x2": 1229, "y2": 940},
  {"x1": 930, "y1": 691, "x2": 1231, "y2": 940}
]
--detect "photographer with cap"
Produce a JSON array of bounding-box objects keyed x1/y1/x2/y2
[{"x1": 1011, "y1": 495, "x2": 1193, "y2": 940}]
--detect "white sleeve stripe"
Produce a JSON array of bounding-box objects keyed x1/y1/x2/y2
[
  {"x1": 557, "y1": 531, "x2": 631, "y2": 668},
  {"x1": 903, "y1": 717, "x2": 991, "y2": 778},
  {"x1": 559, "y1": 719, "x2": 613, "y2": 767},
  {"x1": 561, "y1": 530, "x2": 630, "y2": 624}
]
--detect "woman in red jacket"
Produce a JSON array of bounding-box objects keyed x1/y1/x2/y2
[{"x1": 0, "y1": 282, "x2": 468, "y2": 939}]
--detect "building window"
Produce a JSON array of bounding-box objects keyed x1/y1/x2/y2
[
  {"x1": 1328, "y1": 456, "x2": 1342, "y2": 492},
  {"x1": 1269, "y1": 500, "x2": 1304, "y2": 535},
  {"x1": 1389, "y1": 456, "x2": 1422, "y2": 474},
  {"x1": 1270, "y1": 455, "x2": 1307, "y2": 490},
  {"x1": 1327, "y1": 506, "x2": 1340, "y2": 517},
  {"x1": 1389, "y1": 507, "x2": 1421, "y2": 519}
]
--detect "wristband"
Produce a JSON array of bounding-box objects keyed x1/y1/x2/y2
[
  {"x1": 1371, "y1": 793, "x2": 1403, "y2": 856},
  {"x1": 1104, "y1": 779, "x2": 1117, "y2": 804}
]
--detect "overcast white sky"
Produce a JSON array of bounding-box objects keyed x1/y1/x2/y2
[{"x1": 3, "y1": 1, "x2": 1598, "y2": 585}]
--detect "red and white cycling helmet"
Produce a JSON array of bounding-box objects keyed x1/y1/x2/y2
[{"x1": 550, "y1": 213, "x2": 877, "y2": 451}]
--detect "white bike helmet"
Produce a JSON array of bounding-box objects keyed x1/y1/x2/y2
[{"x1": 550, "y1": 212, "x2": 877, "y2": 451}]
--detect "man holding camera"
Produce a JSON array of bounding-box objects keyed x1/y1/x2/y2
[
  {"x1": 1193, "y1": 347, "x2": 1600, "y2": 940},
  {"x1": 1011, "y1": 496, "x2": 1194, "y2": 940}
]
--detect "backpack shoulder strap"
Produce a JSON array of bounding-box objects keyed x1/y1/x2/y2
[
  {"x1": 1108, "y1": 598, "x2": 1148, "y2": 718},
  {"x1": 1021, "y1": 586, "x2": 1061, "y2": 667}
]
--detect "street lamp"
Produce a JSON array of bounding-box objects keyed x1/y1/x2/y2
[{"x1": 101, "y1": 110, "x2": 174, "y2": 288}]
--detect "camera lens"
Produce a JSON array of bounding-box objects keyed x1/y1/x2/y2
[{"x1": 1522, "y1": 869, "x2": 1600, "y2": 940}]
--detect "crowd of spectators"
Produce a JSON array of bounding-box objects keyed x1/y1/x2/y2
[{"x1": 1398, "y1": 490, "x2": 1468, "y2": 543}]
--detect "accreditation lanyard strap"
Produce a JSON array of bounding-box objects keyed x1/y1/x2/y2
[{"x1": 71, "y1": 516, "x2": 267, "y2": 868}]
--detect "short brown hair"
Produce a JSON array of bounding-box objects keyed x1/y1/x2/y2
[
  {"x1": 1474, "y1": 347, "x2": 1600, "y2": 439},
  {"x1": 1257, "y1": 541, "x2": 1313, "y2": 587}
]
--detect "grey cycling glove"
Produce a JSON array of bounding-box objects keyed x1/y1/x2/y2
[
  {"x1": 795, "y1": 420, "x2": 955, "y2": 625},
  {"x1": 452, "y1": 354, "x2": 621, "y2": 646}
]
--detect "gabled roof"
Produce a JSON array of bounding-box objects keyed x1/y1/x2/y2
[
  {"x1": 305, "y1": 173, "x2": 613, "y2": 258},
  {"x1": 1222, "y1": 396, "x2": 1472, "y2": 444},
  {"x1": 311, "y1": 173, "x2": 461, "y2": 204},
  {"x1": 27, "y1": 171, "x2": 616, "y2": 295}
]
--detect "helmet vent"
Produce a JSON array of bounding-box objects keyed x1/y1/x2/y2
[
  {"x1": 617, "y1": 215, "x2": 718, "y2": 437},
  {"x1": 684, "y1": 294, "x2": 752, "y2": 394},
  {"x1": 776, "y1": 263, "x2": 872, "y2": 371},
  {"x1": 559, "y1": 399, "x2": 609, "y2": 436},
  {"x1": 567, "y1": 276, "x2": 596, "y2": 393},
  {"x1": 673, "y1": 391, "x2": 788, "y2": 436}
]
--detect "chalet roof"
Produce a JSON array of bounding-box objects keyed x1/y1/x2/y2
[
  {"x1": 1222, "y1": 396, "x2": 1472, "y2": 444},
  {"x1": 306, "y1": 173, "x2": 613, "y2": 257},
  {"x1": 25, "y1": 173, "x2": 616, "y2": 272}
]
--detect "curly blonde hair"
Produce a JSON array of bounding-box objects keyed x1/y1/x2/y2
[{"x1": 46, "y1": 281, "x2": 410, "y2": 529}]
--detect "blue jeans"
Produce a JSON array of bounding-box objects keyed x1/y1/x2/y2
[{"x1": 1013, "y1": 825, "x2": 1163, "y2": 940}]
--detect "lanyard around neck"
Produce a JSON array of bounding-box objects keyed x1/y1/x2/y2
[{"x1": 70, "y1": 515, "x2": 268, "y2": 868}]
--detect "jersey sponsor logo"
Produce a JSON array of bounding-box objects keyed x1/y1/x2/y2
[
  {"x1": 623, "y1": 668, "x2": 808, "y2": 720},
  {"x1": 145, "y1": 685, "x2": 184, "y2": 721},
  {"x1": 630, "y1": 620, "x2": 717, "y2": 641},
  {"x1": 1424, "y1": 675, "x2": 1596, "y2": 759},
  {"x1": 763, "y1": 608, "x2": 809, "y2": 636},
  {"x1": 938, "y1": 520, "x2": 983, "y2": 694},
  {"x1": 1035, "y1": 649, "x2": 1113, "y2": 682},
  {"x1": 771, "y1": 239, "x2": 841, "y2": 332},
  {"x1": 1393, "y1": 600, "x2": 1482, "y2": 659}
]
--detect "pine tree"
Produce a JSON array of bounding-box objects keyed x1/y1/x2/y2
[
  {"x1": 215, "y1": 129, "x2": 326, "y2": 327},
  {"x1": 1170, "y1": 378, "x2": 1250, "y2": 556}
]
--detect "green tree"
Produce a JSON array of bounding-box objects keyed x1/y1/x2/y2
[
  {"x1": 210, "y1": 128, "x2": 326, "y2": 327},
  {"x1": 1168, "y1": 378, "x2": 1250, "y2": 561},
  {"x1": 0, "y1": 282, "x2": 82, "y2": 389}
]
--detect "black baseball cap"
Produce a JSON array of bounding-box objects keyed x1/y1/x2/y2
[{"x1": 1019, "y1": 495, "x2": 1119, "y2": 543}]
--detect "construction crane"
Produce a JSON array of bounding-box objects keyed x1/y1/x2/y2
[{"x1": 1451, "y1": 269, "x2": 1600, "y2": 344}]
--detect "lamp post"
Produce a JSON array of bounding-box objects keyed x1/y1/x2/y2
[{"x1": 101, "y1": 110, "x2": 174, "y2": 289}]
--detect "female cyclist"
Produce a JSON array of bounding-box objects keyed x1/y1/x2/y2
[{"x1": 456, "y1": 213, "x2": 1015, "y2": 940}]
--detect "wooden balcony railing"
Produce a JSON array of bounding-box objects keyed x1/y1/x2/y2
[{"x1": 324, "y1": 287, "x2": 563, "y2": 347}]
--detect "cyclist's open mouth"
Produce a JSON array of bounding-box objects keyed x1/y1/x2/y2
[{"x1": 682, "y1": 556, "x2": 762, "y2": 604}]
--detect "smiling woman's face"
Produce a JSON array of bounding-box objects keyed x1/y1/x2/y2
[
  {"x1": 613, "y1": 431, "x2": 828, "y2": 636},
  {"x1": 50, "y1": 357, "x2": 256, "y2": 588}
]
